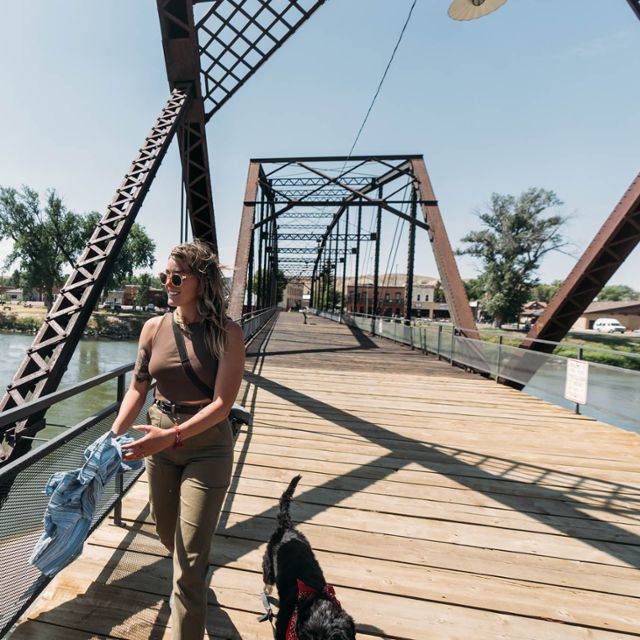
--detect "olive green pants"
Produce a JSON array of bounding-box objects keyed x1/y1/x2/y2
[{"x1": 145, "y1": 403, "x2": 234, "y2": 640}]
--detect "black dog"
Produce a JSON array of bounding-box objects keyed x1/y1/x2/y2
[{"x1": 262, "y1": 475, "x2": 356, "y2": 640}]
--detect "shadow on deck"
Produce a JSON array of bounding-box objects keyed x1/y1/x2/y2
[{"x1": 12, "y1": 312, "x2": 640, "y2": 639}]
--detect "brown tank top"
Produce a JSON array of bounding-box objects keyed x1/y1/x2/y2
[{"x1": 149, "y1": 313, "x2": 219, "y2": 402}]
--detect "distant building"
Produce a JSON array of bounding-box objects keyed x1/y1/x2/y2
[
  {"x1": 572, "y1": 300, "x2": 640, "y2": 331},
  {"x1": 343, "y1": 274, "x2": 449, "y2": 318},
  {"x1": 346, "y1": 283, "x2": 400, "y2": 316},
  {"x1": 4, "y1": 288, "x2": 23, "y2": 302},
  {"x1": 519, "y1": 301, "x2": 547, "y2": 326},
  {"x1": 284, "y1": 280, "x2": 305, "y2": 310},
  {"x1": 409, "y1": 281, "x2": 448, "y2": 318},
  {"x1": 104, "y1": 285, "x2": 166, "y2": 309},
  {"x1": 104, "y1": 289, "x2": 125, "y2": 306}
]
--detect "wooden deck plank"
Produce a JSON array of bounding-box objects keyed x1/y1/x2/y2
[
  {"x1": 13, "y1": 312, "x2": 640, "y2": 639},
  {"x1": 229, "y1": 464, "x2": 640, "y2": 528},
  {"x1": 18, "y1": 544, "x2": 639, "y2": 640},
  {"x1": 122, "y1": 473, "x2": 640, "y2": 549},
  {"x1": 82, "y1": 522, "x2": 640, "y2": 632},
  {"x1": 91, "y1": 514, "x2": 640, "y2": 600}
]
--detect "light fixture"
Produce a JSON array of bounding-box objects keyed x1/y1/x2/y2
[{"x1": 448, "y1": 0, "x2": 508, "y2": 21}]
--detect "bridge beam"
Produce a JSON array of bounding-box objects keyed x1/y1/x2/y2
[
  {"x1": 157, "y1": 0, "x2": 217, "y2": 248},
  {"x1": 229, "y1": 162, "x2": 260, "y2": 319},
  {"x1": 410, "y1": 158, "x2": 478, "y2": 337},
  {"x1": 522, "y1": 172, "x2": 640, "y2": 351},
  {"x1": 627, "y1": 0, "x2": 640, "y2": 20},
  {"x1": 0, "y1": 89, "x2": 189, "y2": 464}
]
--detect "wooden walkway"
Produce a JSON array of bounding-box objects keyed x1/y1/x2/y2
[{"x1": 12, "y1": 312, "x2": 640, "y2": 639}]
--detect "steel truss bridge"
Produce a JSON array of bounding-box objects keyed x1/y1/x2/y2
[{"x1": 0, "y1": 0, "x2": 639, "y2": 471}]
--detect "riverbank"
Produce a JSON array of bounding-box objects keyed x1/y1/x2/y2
[
  {"x1": 0, "y1": 306, "x2": 158, "y2": 339},
  {"x1": 481, "y1": 327, "x2": 640, "y2": 370}
]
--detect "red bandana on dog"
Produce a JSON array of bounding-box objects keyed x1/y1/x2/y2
[{"x1": 286, "y1": 579, "x2": 342, "y2": 640}]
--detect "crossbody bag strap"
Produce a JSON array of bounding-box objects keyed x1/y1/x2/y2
[{"x1": 171, "y1": 315, "x2": 214, "y2": 400}]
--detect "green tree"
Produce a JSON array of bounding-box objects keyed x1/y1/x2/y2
[
  {"x1": 531, "y1": 280, "x2": 563, "y2": 303},
  {"x1": 457, "y1": 188, "x2": 567, "y2": 326},
  {"x1": 0, "y1": 186, "x2": 156, "y2": 309},
  {"x1": 130, "y1": 272, "x2": 163, "y2": 289},
  {"x1": 135, "y1": 272, "x2": 152, "y2": 307},
  {"x1": 597, "y1": 284, "x2": 638, "y2": 302},
  {"x1": 0, "y1": 187, "x2": 86, "y2": 308},
  {"x1": 463, "y1": 276, "x2": 486, "y2": 301},
  {"x1": 433, "y1": 281, "x2": 446, "y2": 303},
  {"x1": 7, "y1": 269, "x2": 23, "y2": 288},
  {"x1": 252, "y1": 268, "x2": 288, "y2": 304},
  {"x1": 319, "y1": 285, "x2": 341, "y2": 310}
]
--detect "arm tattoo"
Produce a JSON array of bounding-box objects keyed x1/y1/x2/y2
[{"x1": 134, "y1": 347, "x2": 152, "y2": 383}]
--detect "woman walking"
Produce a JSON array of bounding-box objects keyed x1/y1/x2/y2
[{"x1": 110, "y1": 240, "x2": 244, "y2": 639}]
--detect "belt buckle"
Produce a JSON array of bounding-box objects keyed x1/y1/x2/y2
[{"x1": 158, "y1": 400, "x2": 176, "y2": 415}]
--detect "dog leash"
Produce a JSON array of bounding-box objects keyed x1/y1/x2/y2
[{"x1": 258, "y1": 591, "x2": 274, "y2": 627}]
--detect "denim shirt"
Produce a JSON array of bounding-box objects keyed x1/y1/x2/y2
[{"x1": 30, "y1": 432, "x2": 143, "y2": 576}]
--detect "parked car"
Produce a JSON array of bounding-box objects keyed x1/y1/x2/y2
[
  {"x1": 593, "y1": 318, "x2": 626, "y2": 333},
  {"x1": 145, "y1": 303, "x2": 156, "y2": 312},
  {"x1": 100, "y1": 302, "x2": 122, "y2": 312}
]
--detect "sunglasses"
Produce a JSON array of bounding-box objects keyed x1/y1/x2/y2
[{"x1": 159, "y1": 271, "x2": 193, "y2": 287}]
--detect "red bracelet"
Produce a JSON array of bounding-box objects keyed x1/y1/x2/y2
[{"x1": 172, "y1": 425, "x2": 184, "y2": 449}]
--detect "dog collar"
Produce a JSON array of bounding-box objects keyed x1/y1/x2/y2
[{"x1": 286, "y1": 579, "x2": 342, "y2": 640}]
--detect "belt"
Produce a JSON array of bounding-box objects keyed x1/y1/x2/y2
[{"x1": 153, "y1": 399, "x2": 209, "y2": 415}]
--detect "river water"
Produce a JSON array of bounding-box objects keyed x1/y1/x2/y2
[{"x1": 0, "y1": 332, "x2": 138, "y2": 443}]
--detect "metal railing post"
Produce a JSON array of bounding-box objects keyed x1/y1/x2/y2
[
  {"x1": 496, "y1": 335, "x2": 503, "y2": 383},
  {"x1": 113, "y1": 472, "x2": 125, "y2": 528},
  {"x1": 437, "y1": 325, "x2": 442, "y2": 359},
  {"x1": 117, "y1": 372, "x2": 126, "y2": 404},
  {"x1": 575, "y1": 346, "x2": 584, "y2": 415},
  {"x1": 450, "y1": 327, "x2": 456, "y2": 366},
  {"x1": 114, "y1": 370, "x2": 127, "y2": 527}
]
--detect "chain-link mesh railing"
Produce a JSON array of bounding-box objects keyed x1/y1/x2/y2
[{"x1": 0, "y1": 377, "x2": 152, "y2": 637}]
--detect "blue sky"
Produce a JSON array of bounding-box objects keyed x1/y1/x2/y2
[{"x1": 0, "y1": 0, "x2": 638, "y2": 287}]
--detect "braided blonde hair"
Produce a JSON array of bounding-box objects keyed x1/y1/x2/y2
[{"x1": 170, "y1": 240, "x2": 228, "y2": 360}]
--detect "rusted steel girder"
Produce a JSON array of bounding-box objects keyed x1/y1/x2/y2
[
  {"x1": 159, "y1": 0, "x2": 327, "y2": 249},
  {"x1": 229, "y1": 161, "x2": 260, "y2": 319},
  {"x1": 410, "y1": 158, "x2": 478, "y2": 337},
  {"x1": 522, "y1": 172, "x2": 640, "y2": 351},
  {"x1": 0, "y1": 89, "x2": 189, "y2": 464},
  {"x1": 627, "y1": 0, "x2": 640, "y2": 20},
  {"x1": 157, "y1": 0, "x2": 217, "y2": 248},
  {"x1": 195, "y1": 0, "x2": 327, "y2": 122}
]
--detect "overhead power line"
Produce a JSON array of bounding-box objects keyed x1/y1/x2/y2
[{"x1": 345, "y1": 0, "x2": 417, "y2": 160}]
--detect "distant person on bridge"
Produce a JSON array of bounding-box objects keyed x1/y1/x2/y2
[{"x1": 110, "y1": 240, "x2": 245, "y2": 640}]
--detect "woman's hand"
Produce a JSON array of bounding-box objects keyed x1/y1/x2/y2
[{"x1": 121, "y1": 425, "x2": 174, "y2": 460}]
